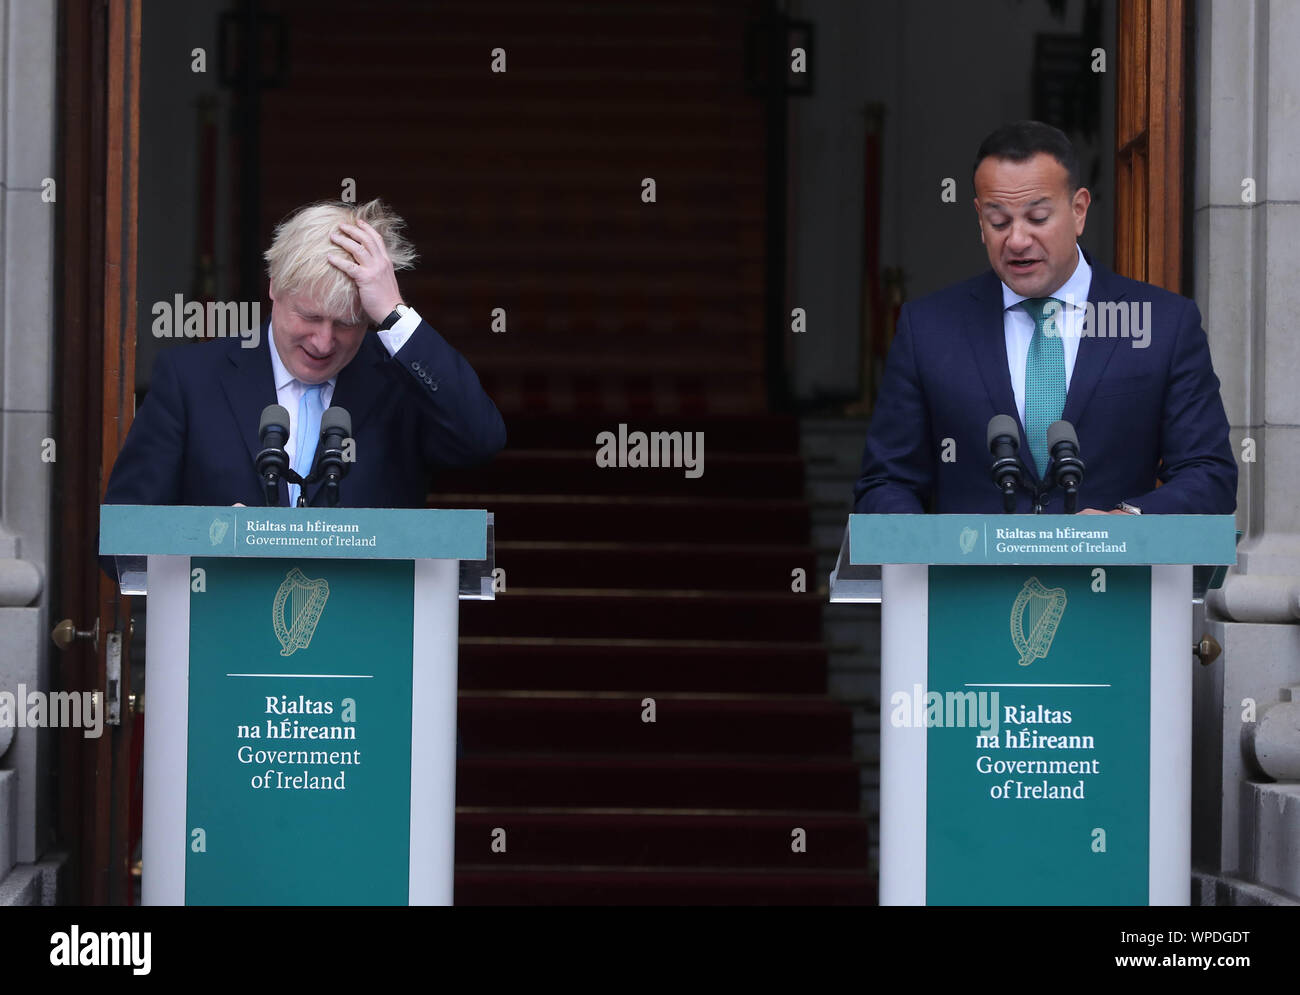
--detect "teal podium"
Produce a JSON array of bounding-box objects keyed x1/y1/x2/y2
[
  {"x1": 830, "y1": 514, "x2": 1237, "y2": 906},
  {"x1": 100, "y1": 505, "x2": 494, "y2": 906}
]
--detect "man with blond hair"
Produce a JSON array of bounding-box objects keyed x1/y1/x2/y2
[{"x1": 105, "y1": 199, "x2": 506, "y2": 507}]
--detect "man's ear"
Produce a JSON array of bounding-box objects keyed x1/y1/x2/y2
[
  {"x1": 1072, "y1": 187, "x2": 1092, "y2": 235},
  {"x1": 268, "y1": 282, "x2": 278, "y2": 302},
  {"x1": 973, "y1": 199, "x2": 985, "y2": 244}
]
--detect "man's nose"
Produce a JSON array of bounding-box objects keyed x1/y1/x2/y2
[
  {"x1": 309, "y1": 323, "x2": 335, "y2": 350},
  {"x1": 1005, "y1": 222, "x2": 1034, "y2": 252}
]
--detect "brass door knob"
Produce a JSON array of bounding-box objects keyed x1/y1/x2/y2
[
  {"x1": 1194, "y1": 633, "x2": 1222, "y2": 666},
  {"x1": 51, "y1": 617, "x2": 99, "y2": 651}
]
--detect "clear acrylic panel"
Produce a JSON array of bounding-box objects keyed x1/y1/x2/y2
[{"x1": 458, "y1": 512, "x2": 495, "y2": 600}]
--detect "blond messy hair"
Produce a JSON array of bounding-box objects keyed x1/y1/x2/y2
[{"x1": 264, "y1": 198, "x2": 418, "y2": 324}]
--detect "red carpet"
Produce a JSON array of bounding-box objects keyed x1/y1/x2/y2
[{"x1": 439, "y1": 414, "x2": 875, "y2": 904}]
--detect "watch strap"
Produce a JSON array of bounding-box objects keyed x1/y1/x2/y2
[{"x1": 377, "y1": 303, "x2": 409, "y2": 331}]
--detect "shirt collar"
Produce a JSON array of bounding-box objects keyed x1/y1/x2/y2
[
  {"x1": 268, "y1": 320, "x2": 336, "y2": 392},
  {"x1": 1000, "y1": 243, "x2": 1091, "y2": 313}
]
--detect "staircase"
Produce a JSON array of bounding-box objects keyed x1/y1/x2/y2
[
  {"x1": 254, "y1": 0, "x2": 873, "y2": 901},
  {"x1": 441, "y1": 414, "x2": 874, "y2": 904},
  {"x1": 259, "y1": 0, "x2": 769, "y2": 415}
]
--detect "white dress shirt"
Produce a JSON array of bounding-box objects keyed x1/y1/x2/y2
[
  {"x1": 1000, "y1": 244, "x2": 1092, "y2": 429},
  {"x1": 268, "y1": 308, "x2": 422, "y2": 472}
]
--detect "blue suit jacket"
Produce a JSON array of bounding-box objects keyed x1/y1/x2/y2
[
  {"x1": 104, "y1": 317, "x2": 506, "y2": 508},
  {"x1": 853, "y1": 253, "x2": 1237, "y2": 514}
]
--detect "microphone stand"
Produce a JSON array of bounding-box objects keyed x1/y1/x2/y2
[
  {"x1": 279, "y1": 468, "x2": 309, "y2": 508},
  {"x1": 255, "y1": 450, "x2": 289, "y2": 507},
  {"x1": 292, "y1": 460, "x2": 350, "y2": 508},
  {"x1": 1045, "y1": 456, "x2": 1086, "y2": 514}
]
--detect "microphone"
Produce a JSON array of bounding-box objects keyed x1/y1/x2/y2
[
  {"x1": 987, "y1": 414, "x2": 1024, "y2": 513},
  {"x1": 1046, "y1": 420, "x2": 1086, "y2": 514},
  {"x1": 255, "y1": 405, "x2": 291, "y2": 507},
  {"x1": 313, "y1": 406, "x2": 353, "y2": 508}
]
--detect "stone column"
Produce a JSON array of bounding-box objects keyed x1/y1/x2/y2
[
  {"x1": 0, "y1": 0, "x2": 58, "y2": 898},
  {"x1": 1193, "y1": 0, "x2": 1300, "y2": 903}
]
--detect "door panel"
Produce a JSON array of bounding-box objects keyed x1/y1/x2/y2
[
  {"x1": 54, "y1": 0, "x2": 141, "y2": 906},
  {"x1": 1115, "y1": 0, "x2": 1185, "y2": 290}
]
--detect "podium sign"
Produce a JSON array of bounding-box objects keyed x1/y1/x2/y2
[
  {"x1": 101, "y1": 505, "x2": 489, "y2": 906},
  {"x1": 831, "y1": 514, "x2": 1237, "y2": 906},
  {"x1": 927, "y1": 564, "x2": 1150, "y2": 904},
  {"x1": 186, "y1": 557, "x2": 415, "y2": 904}
]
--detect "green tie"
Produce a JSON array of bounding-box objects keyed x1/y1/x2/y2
[{"x1": 1021, "y1": 297, "x2": 1066, "y2": 477}]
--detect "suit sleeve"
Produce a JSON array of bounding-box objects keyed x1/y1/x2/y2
[
  {"x1": 852, "y1": 304, "x2": 932, "y2": 513},
  {"x1": 1125, "y1": 297, "x2": 1237, "y2": 514},
  {"x1": 388, "y1": 319, "x2": 507, "y2": 468},
  {"x1": 102, "y1": 349, "x2": 187, "y2": 506}
]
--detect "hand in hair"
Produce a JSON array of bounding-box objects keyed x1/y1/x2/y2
[{"x1": 326, "y1": 218, "x2": 405, "y2": 326}]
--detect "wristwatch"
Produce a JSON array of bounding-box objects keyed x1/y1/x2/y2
[
  {"x1": 1116, "y1": 501, "x2": 1142, "y2": 515},
  {"x1": 377, "y1": 303, "x2": 411, "y2": 331}
]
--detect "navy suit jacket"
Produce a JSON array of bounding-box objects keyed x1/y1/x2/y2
[
  {"x1": 853, "y1": 253, "x2": 1237, "y2": 514},
  {"x1": 104, "y1": 317, "x2": 506, "y2": 509}
]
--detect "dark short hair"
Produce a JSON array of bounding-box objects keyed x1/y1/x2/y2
[{"x1": 972, "y1": 120, "x2": 1080, "y2": 193}]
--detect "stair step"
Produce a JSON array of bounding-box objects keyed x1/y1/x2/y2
[
  {"x1": 425, "y1": 325, "x2": 763, "y2": 352},
  {"x1": 442, "y1": 450, "x2": 802, "y2": 498},
  {"x1": 433, "y1": 495, "x2": 810, "y2": 543},
  {"x1": 459, "y1": 589, "x2": 822, "y2": 640},
  {"x1": 455, "y1": 755, "x2": 862, "y2": 810},
  {"x1": 462, "y1": 353, "x2": 763, "y2": 376},
  {"x1": 458, "y1": 638, "x2": 827, "y2": 694},
  {"x1": 492, "y1": 541, "x2": 815, "y2": 590},
  {"x1": 458, "y1": 694, "x2": 852, "y2": 754},
  {"x1": 498, "y1": 414, "x2": 801, "y2": 452},
  {"x1": 453, "y1": 866, "x2": 876, "y2": 905},
  {"x1": 454, "y1": 809, "x2": 870, "y2": 868}
]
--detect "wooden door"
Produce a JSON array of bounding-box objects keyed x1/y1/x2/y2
[
  {"x1": 54, "y1": 0, "x2": 141, "y2": 905},
  {"x1": 1115, "y1": 0, "x2": 1186, "y2": 290}
]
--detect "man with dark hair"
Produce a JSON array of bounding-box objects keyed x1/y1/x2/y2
[
  {"x1": 853, "y1": 120, "x2": 1236, "y2": 515},
  {"x1": 973, "y1": 119, "x2": 1082, "y2": 194}
]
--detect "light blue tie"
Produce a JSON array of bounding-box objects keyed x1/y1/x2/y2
[
  {"x1": 289, "y1": 383, "x2": 324, "y2": 507},
  {"x1": 1021, "y1": 297, "x2": 1066, "y2": 477}
]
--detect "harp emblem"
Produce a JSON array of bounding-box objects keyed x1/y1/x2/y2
[
  {"x1": 272, "y1": 567, "x2": 330, "y2": 657},
  {"x1": 209, "y1": 517, "x2": 229, "y2": 545},
  {"x1": 1010, "y1": 576, "x2": 1067, "y2": 667},
  {"x1": 958, "y1": 527, "x2": 978, "y2": 554}
]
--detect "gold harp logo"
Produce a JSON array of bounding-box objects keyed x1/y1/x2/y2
[
  {"x1": 1010, "y1": 576, "x2": 1067, "y2": 667},
  {"x1": 272, "y1": 567, "x2": 330, "y2": 657}
]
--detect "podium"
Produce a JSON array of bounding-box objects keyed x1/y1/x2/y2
[
  {"x1": 100, "y1": 505, "x2": 494, "y2": 906},
  {"x1": 830, "y1": 513, "x2": 1237, "y2": 906}
]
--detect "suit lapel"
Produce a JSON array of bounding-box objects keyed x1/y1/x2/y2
[
  {"x1": 219, "y1": 322, "x2": 278, "y2": 467},
  {"x1": 303, "y1": 333, "x2": 391, "y2": 505},
  {"x1": 218, "y1": 321, "x2": 287, "y2": 505},
  {"x1": 219, "y1": 329, "x2": 391, "y2": 507},
  {"x1": 966, "y1": 251, "x2": 1128, "y2": 484},
  {"x1": 1062, "y1": 257, "x2": 1127, "y2": 425},
  {"x1": 328, "y1": 333, "x2": 390, "y2": 434},
  {"x1": 965, "y1": 272, "x2": 1040, "y2": 482}
]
